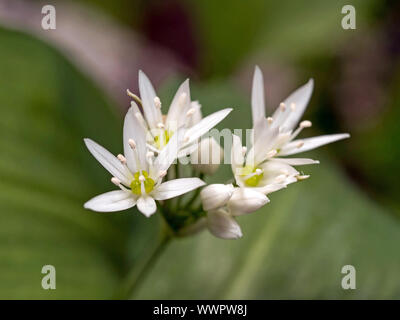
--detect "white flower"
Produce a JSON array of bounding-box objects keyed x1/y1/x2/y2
[
  {"x1": 207, "y1": 209, "x2": 243, "y2": 240},
  {"x1": 249, "y1": 65, "x2": 349, "y2": 160},
  {"x1": 200, "y1": 184, "x2": 234, "y2": 211},
  {"x1": 83, "y1": 106, "x2": 205, "y2": 217},
  {"x1": 231, "y1": 66, "x2": 350, "y2": 192},
  {"x1": 200, "y1": 184, "x2": 269, "y2": 239},
  {"x1": 129, "y1": 71, "x2": 232, "y2": 157},
  {"x1": 227, "y1": 187, "x2": 270, "y2": 216}
]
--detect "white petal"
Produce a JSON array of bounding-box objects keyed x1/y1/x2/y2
[
  {"x1": 84, "y1": 138, "x2": 131, "y2": 186},
  {"x1": 152, "y1": 178, "x2": 206, "y2": 200},
  {"x1": 84, "y1": 190, "x2": 136, "y2": 212},
  {"x1": 207, "y1": 209, "x2": 243, "y2": 240},
  {"x1": 153, "y1": 128, "x2": 184, "y2": 173},
  {"x1": 183, "y1": 108, "x2": 232, "y2": 147},
  {"x1": 166, "y1": 79, "x2": 191, "y2": 129},
  {"x1": 247, "y1": 122, "x2": 280, "y2": 166},
  {"x1": 177, "y1": 142, "x2": 200, "y2": 158},
  {"x1": 137, "y1": 196, "x2": 157, "y2": 217},
  {"x1": 274, "y1": 158, "x2": 320, "y2": 165},
  {"x1": 138, "y1": 70, "x2": 162, "y2": 129},
  {"x1": 279, "y1": 133, "x2": 350, "y2": 156},
  {"x1": 257, "y1": 160, "x2": 299, "y2": 189},
  {"x1": 251, "y1": 65, "x2": 266, "y2": 126},
  {"x1": 231, "y1": 134, "x2": 244, "y2": 176},
  {"x1": 272, "y1": 79, "x2": 314, "y2": 131},
  {"x1": 200, "y1": 184, "x2": 234, "y2": 211},
  {"x1": 123, "y1": 104, "x2": 148, "y2": 172},
  {"x1": 228, "y1": 188, "x2": 269, "y2": 216}
]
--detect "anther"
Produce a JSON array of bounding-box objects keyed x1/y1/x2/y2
[
  {"x1": 279, "y1": 102, "x2": 286, "y2": 111},
  {"x1": 290, "y1": 103, "x2": 296, "y2": 111},
  {"x1": 154, "y1": 96, "x2": 161, "y2": 108},
  {"x1": 296, "y1": 140, "x2": 304, "y2": 148},
  {"x1": 139, "y1": 175, "x2": 145, "y2": 182},
  {"x1": 267, "y1": 117, "x2": 273, "y2": 124},
  {"x1": 186, "y1": 108, "x2": 195, "y2": 117},
  {"x1": 242, "y1": 146, "x2": 247, "y2": 154},
  {"x1": 266, "y1": 149, "x2": 277, "y2": 158},
  {"x1": 300, "y1": 120, "x2": 312, "y2": 128},
  {"x1": 146, "y1": 151, "x2": 154, "y2": 158},
  {"x1": 157, "y1": 122, "x2": 165, "y2": 129},
  {"x1": 159, "y1": 170, "x2": 167, "y2": 178},
  {"x1": 117, "y1": 154, "x2": 127, "y2": 165},
  {"x1": 255, "y1": 168, "x2": 263, "y2": 175},
  {"x1": 111, "y1": 177, "x2": 121, "y2": 186},
  {"x1": 297, "y1": 175, "x2": 310, "y2": 181},
  {"x1": 128, "y1": 139, "x2": 136, "y2": 149}
]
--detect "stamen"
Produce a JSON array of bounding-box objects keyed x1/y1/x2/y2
[
  {"x1": 146, "y1": 151, "x2": 154, "y2": 158},
  {"x1": 159, "y1": 170, "x2": 167, "y2": 178},
  {"x1": 300, "y1": 120, "x2": 312, "y2": 128},
  {"x1": 117, "y1": 154, "x2": 127, "y2": 165},
  {"x1": 267, "y1": 117, "x2": 273, "y2": 124},
  {"x1": 157, "y1": 122, "x2": 165, "y2": 129},
  {"x1": 111, "y1": 177, "x2": 121, "y2": 186},
  {"x1": 290, "y1": 103, "x2": 296, "y2": 111},
  {"x1": 279, "y1": 102, "x2": 286, "y2": 112},
  {"x1": 266, "y1": 149, "x2": 277, "y2": 158},
  {"x1": 154, "y1": 96, "x2": 162, "y2": 108},
  {"x1": 255, "y1": 168, "x2": 263, "y2": 175},
  {"x1": 290, "y1": 120, "x2": 312, "y2": 141},
  {"x1": 128, "y1": 139, "x2": 136, "y2": 149},
  {"x1": 186, "y1": 107, "x2": 195, "y2": 117},
  {"x1": 296, "y1": 140, "x2": 304, "y2": 148},
  {"x1": 297, "y1": 175, "x2": 310, "y2": 181},
  {"x1": 242, "y1": 146, "x2": 247, "y2": 154}
]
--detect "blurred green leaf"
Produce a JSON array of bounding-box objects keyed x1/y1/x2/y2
[
  {"x1": 0, "y1": 26, "x2": 152, "y2": 299},
  {"x1": 191, "y1": 0, "x2": 378, "y2": 76}
]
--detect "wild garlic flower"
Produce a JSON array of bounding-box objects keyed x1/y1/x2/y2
[
  {"x1": 83, "y1": 106, "x2": 205, "y2": 217},
  {"x1": 233, "y1": 66, "x2": 350, "y2": 192},
  {"x1": 200, "y1": 184, "x2": 269, "y2": 239},
  {"x1": 127, "y1": 71, "x2": 231, "y2": 158}
]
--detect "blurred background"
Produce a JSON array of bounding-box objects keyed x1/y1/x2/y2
[{"x1": 0, "y1": 0, "x2": 400, "y2": 299}]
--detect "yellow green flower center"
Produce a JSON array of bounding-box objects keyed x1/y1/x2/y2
[
  {"x1": 240, "y1": 165, "x2": 264, "y2": 187},
  {"x1": 154, "y1": 130, "x2": 172, "y2": 149},
  {"x1": 130, "y1": 171, "x2": 155, "y2": 195}
]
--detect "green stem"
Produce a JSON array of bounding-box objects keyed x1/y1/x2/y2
[
  {"x1": 184, "y1": 173, "x2": 204, "y2": 209},
  {"x1": 113, "y1": 228, "x2": 172, "y2": 299}
]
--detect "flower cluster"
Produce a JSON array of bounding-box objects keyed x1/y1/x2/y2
[{"x1": 84, "y1": 67, "x2": 349, "y2": 240}]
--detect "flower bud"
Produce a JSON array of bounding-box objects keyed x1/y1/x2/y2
[
  {"x1": 191, "y1": 137, "x2": 223, "y2": 175},
  {"x1": 228, "y1": 188, "x2": 269, "y2": 216},
  {"x1": 207, "y1": 209, "x2": 242, "y2": 240},
  {"x1": 200, "y1": 184, "x2": 234, "y2": 211}
]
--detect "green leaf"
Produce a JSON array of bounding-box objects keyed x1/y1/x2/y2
[{"x1": 0, "y1": 26, "x2": 150, "y2": 299}]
